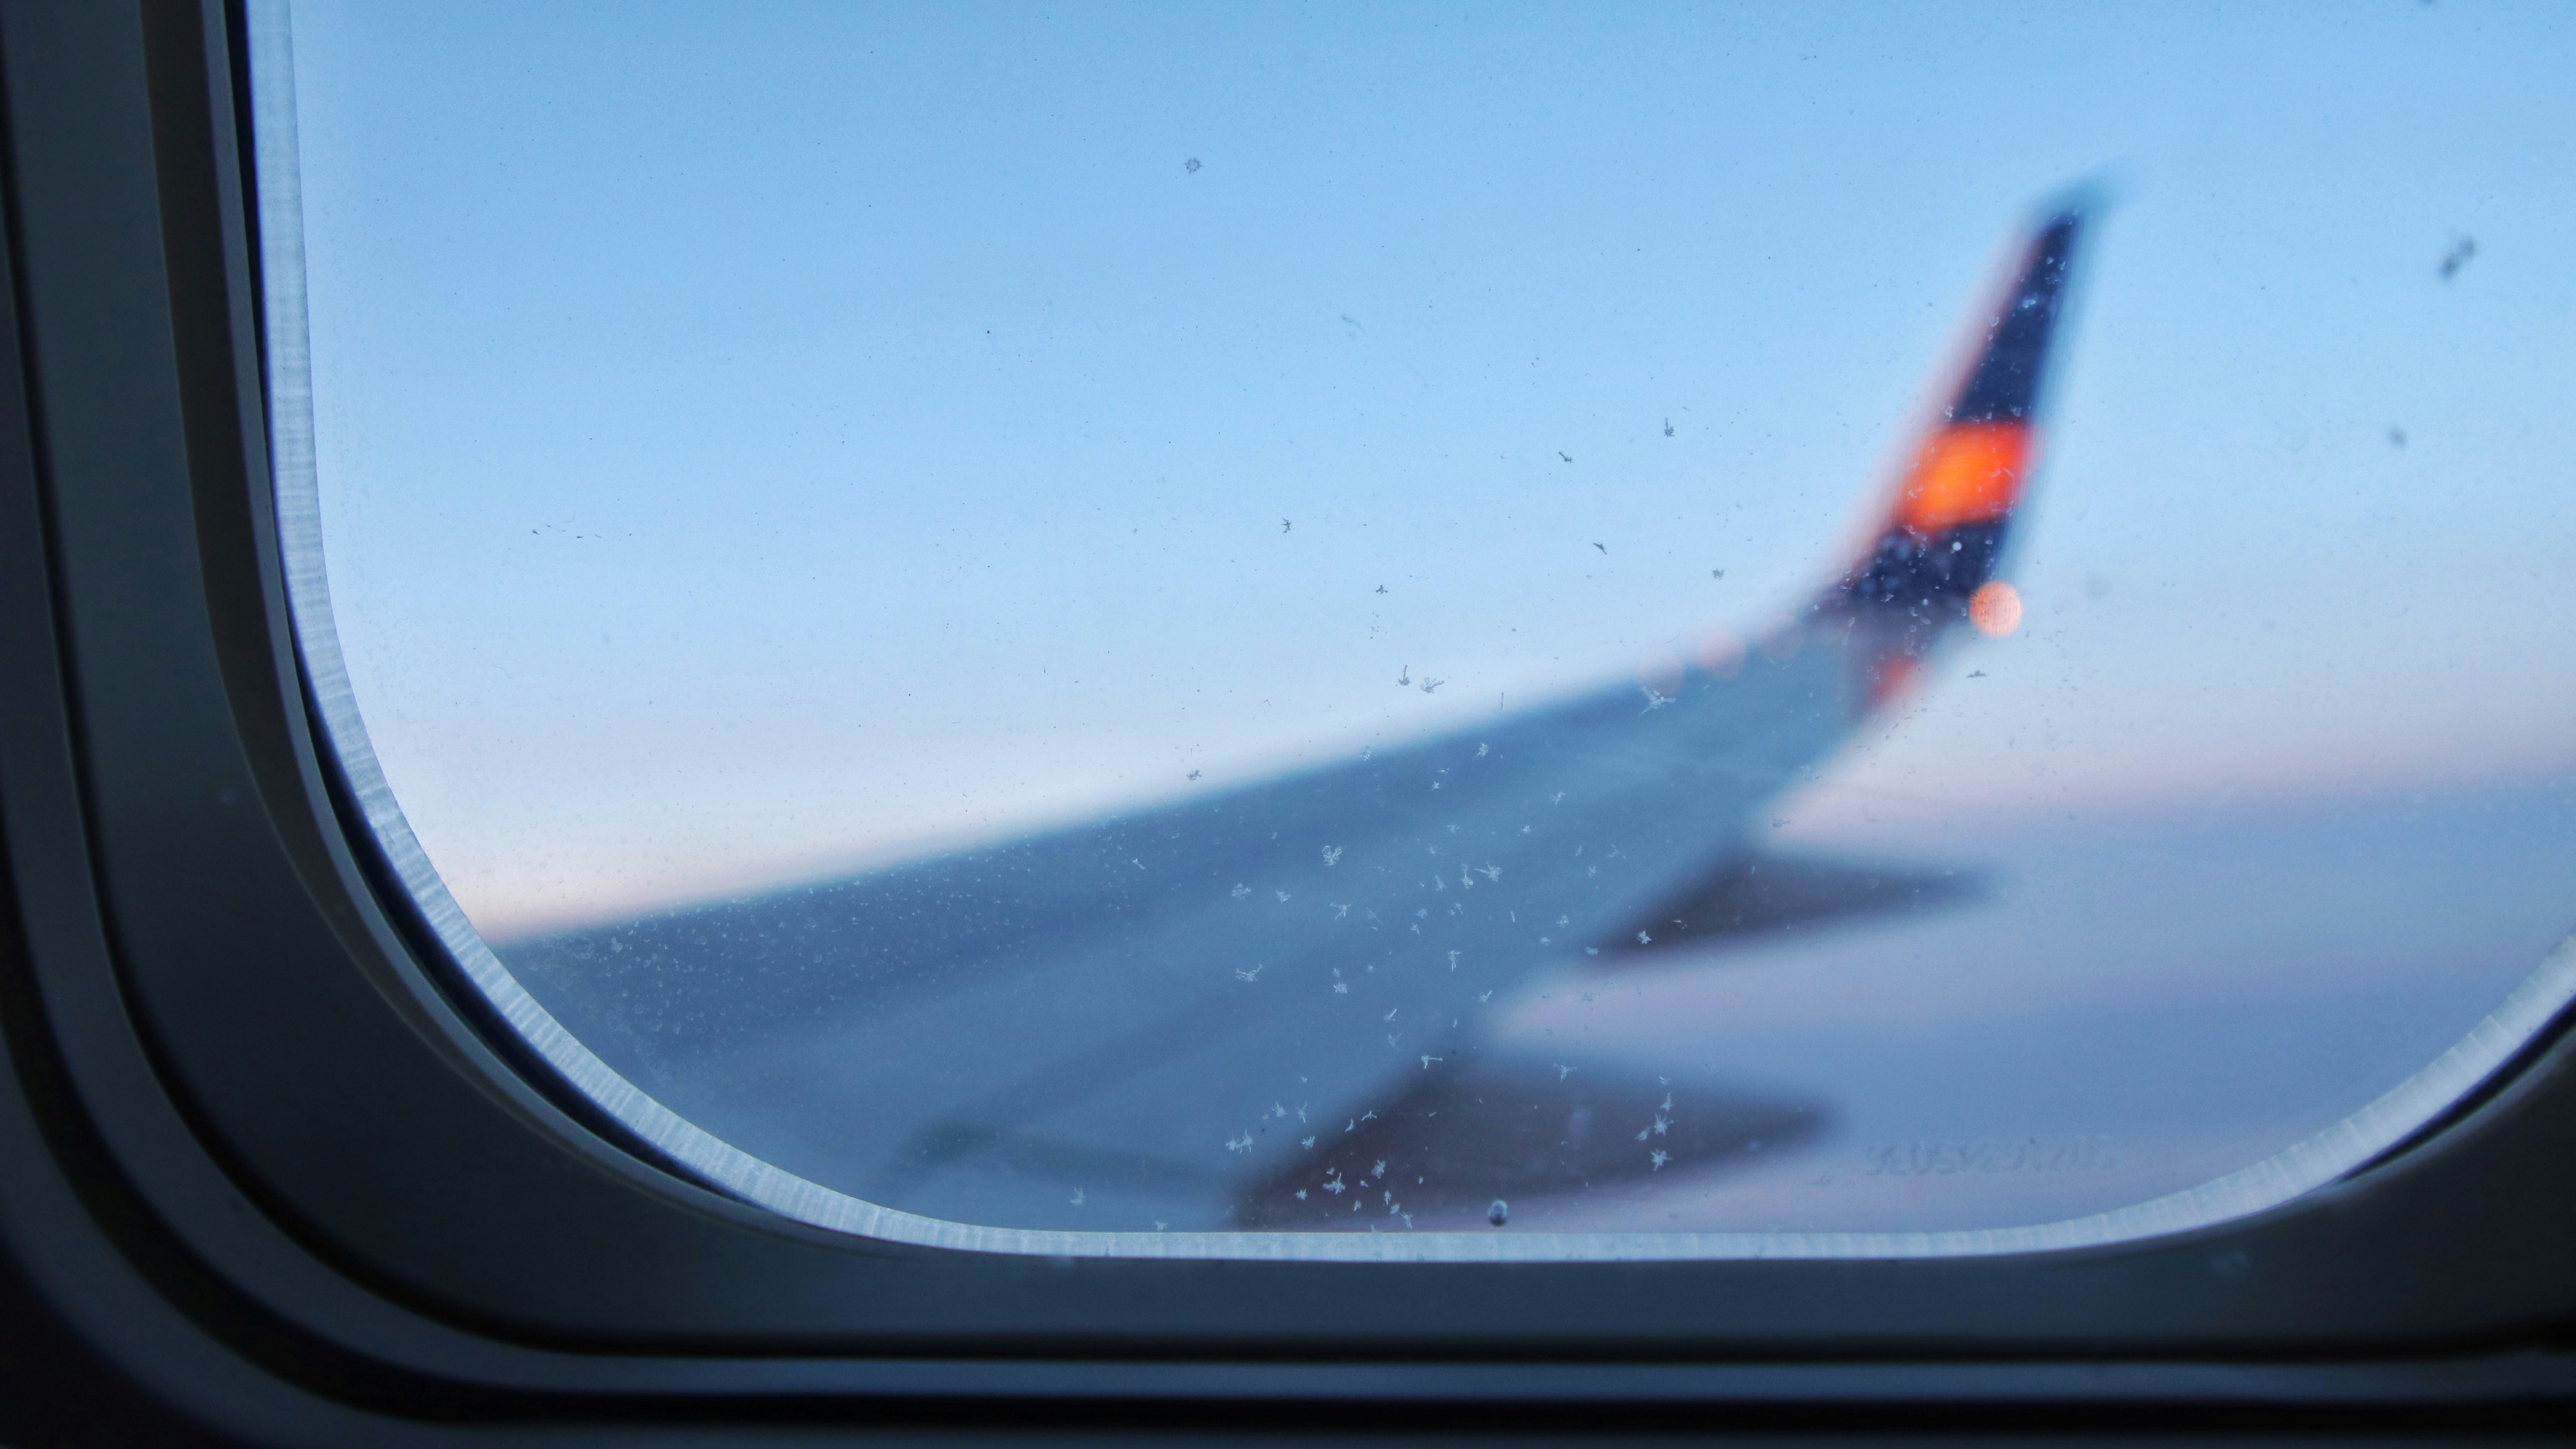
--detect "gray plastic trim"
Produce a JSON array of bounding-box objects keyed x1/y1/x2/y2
[{"x1": 245, "y1": 0, "x2": 2576, "y2": 1266}]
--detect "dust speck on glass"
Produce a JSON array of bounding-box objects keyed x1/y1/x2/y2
[{"x1": 254, "y1": 2, "x2": 2576, "y2": 1258}]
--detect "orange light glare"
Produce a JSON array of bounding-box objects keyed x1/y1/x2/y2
[
  {"x1": 1898, "y1": 422, "x2": 2030, "y2": 532},
  {"x1": 1694, "y1": 629, "x2": 1746, "y2": 678},
  {"x1": 1968, "y1": 580, "x2": 2022, "y2": 638},
  {"x1": 1638, "y1": 651, "x2": 1686, "y2": 699},
  {"x1": 1867, "y1": 654, "x2": 1921, "y2": 708}
]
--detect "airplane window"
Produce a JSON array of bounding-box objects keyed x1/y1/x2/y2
[{"x1": 255, "y1": 4, "x2": 2576, "y2": 1253}]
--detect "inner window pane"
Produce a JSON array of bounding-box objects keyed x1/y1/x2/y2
[{"x1": 260, "y1": 1, "x2": 2576, "y2": 1250}]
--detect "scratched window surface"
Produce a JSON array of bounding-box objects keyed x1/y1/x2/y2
[{"x1": 270, "y1": 3, "x2": 2576, "y2": 1244}]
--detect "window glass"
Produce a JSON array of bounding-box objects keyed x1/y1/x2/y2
[{"x1": 260, "y1": 2, "x2": 2576, "y2": 1251}]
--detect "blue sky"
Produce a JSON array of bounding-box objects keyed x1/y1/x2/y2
[{"x1": 281, "y1": 1, "x2": 2576, "y2": 936}]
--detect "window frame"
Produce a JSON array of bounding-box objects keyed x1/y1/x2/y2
[{"x1": 0, "y1": 0, "x2": 2573, "y2": 1435}]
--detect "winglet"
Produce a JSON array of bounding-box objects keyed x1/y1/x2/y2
[{"x1": 1837, "y1": 207, "x2": 2088, "y2": 622}]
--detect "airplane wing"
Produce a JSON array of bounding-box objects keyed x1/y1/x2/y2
[{"x1": 498, "y1": 203, "x2": 2090, "y2": 1232}]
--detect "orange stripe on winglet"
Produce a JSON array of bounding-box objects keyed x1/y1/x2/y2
[{"x1": 1896, "y1": 422, "x2": 2031, "y2": 532}]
